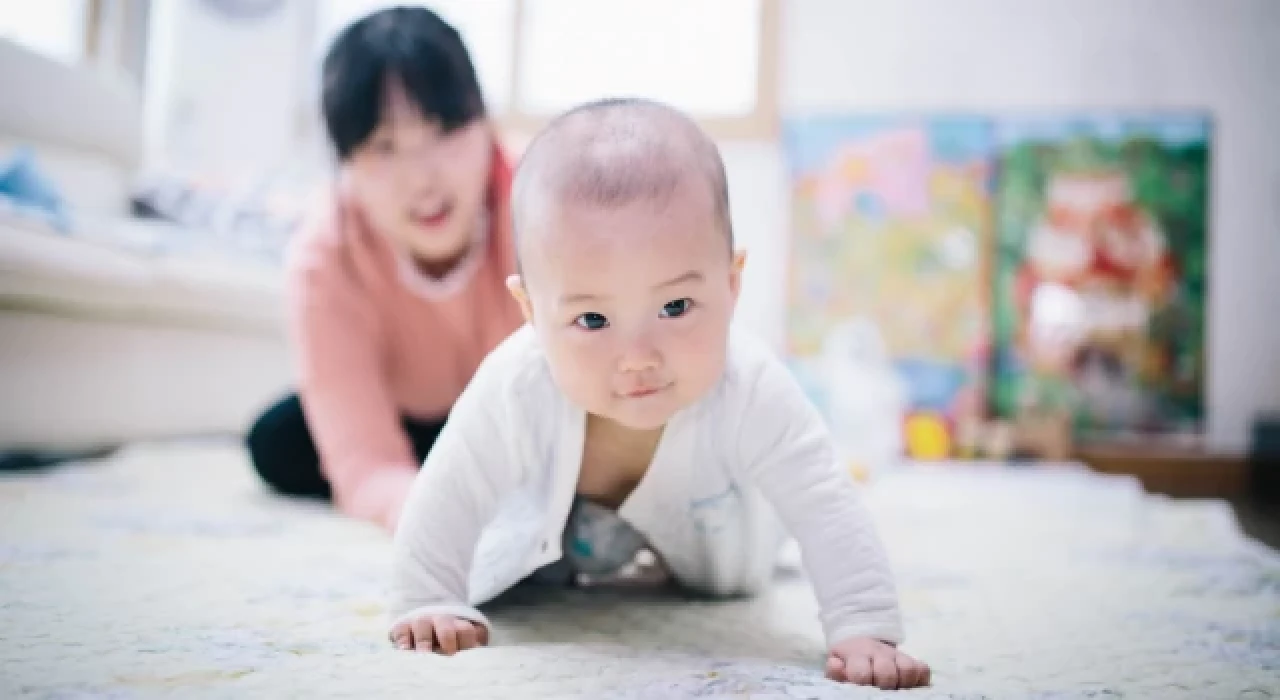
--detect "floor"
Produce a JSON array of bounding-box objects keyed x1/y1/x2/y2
[{"x1": 1, "y1": 443, "x2": 1277, "y2": 699}]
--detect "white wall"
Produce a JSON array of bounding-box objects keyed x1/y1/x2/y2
[
  {"x1": 776, "y1": 0, "x2": 1280, "y2": 451},
  {"x1": 140, "y1": 0, "x2": 1280, "y2": 451},
  {"x1": 721, "y1": 142, "x2": 790, "y2": 351}
]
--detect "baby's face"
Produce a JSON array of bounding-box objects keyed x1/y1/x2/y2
[{"x1": 515, "y1": 185, "x2": 742, "y2": 431}]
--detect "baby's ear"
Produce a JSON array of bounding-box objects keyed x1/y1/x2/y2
[
  {"x1": 729, "y1": 250, "x2": 747, "y2": 304},
  {"x1": 506, "y1": 274, "x2": 535, "y2": 323}
]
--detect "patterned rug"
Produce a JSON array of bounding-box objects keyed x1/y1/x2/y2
[{"x1": 2, "y1": 442, "x2": 1277, "y2": 699}]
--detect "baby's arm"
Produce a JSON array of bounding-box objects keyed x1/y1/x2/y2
[
  {"x1": 388, "y1": 361, "x2": 523, "y2": 654},
  {"x1": 738, "y1": 360, "x2": 929, "y2": 689}
]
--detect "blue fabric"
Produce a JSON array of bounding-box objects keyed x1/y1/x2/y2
[
  {"x1": 0, "y1": 146, "x2": 70, "y2": 232},
  {"x1": 528, "y1": 497, "x2": 651, "y2": 586}
]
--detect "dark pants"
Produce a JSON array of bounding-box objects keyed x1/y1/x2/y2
[{"x1": 246, "y1": 394, "x2": 446, "y2": 500}]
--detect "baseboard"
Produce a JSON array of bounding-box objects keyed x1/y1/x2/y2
[{"x1": 1073, "y1": 445, "x2": 1249, "y2": 498}]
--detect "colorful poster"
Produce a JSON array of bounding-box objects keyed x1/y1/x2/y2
[
  {"x1": 783, "y1": 116, "x2": 995, "y2": 431},
  {"x1": 991, "y1": 114, "x2": 1210, "y2": 440}
]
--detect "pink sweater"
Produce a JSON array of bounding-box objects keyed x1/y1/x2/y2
[{"x1": 285, "y1": 146, "x2": 524, "y2": 527}]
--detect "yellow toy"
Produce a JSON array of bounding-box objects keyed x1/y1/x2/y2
[{"x1": 905, "y1": 412, "x2": 951, "y2": 460}]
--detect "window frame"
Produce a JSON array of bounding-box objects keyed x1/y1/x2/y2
[{"x1": 83, "y1": 0, "x2": 150, "y2": 83}]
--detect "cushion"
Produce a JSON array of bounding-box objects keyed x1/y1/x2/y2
[{"x1": 0, "y1": 224, "x2": 284, "y2": 334}]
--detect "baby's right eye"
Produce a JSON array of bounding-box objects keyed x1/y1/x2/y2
[{"x1": 574, "y1": 313, "x2": 609, "y2": 331}]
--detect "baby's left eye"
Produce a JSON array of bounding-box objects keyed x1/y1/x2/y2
[{"x1": 660, "y1": 298, "x2": 694, "y2": 318}]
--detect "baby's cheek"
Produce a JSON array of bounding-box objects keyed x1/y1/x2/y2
[
  {"x1": 550, "y1": 343, "x2": 610, "y2": 406},
  {"x1": 560, "y1": 337, "x2": 607, "y2": 374},
  {"x1": 680, "y1": 325, "x2": 728, "y2": 390}
]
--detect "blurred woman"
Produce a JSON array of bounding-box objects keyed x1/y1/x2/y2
[{"x1": 247, "y1": 6, "x2": 522, "y2": 532}]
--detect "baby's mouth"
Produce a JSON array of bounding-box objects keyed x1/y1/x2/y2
[{"x1": 623, "y1": 383, "x2": 671, "y2": 399}]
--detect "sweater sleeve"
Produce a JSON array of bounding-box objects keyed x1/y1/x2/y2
[
  {"x1": 286, "y1": 233, "x2": 418, "y2": 530},
  {"x1": 388, "y1": 346, "x2": 525, "y2": 632},
  {"x1": 736, "y1": 357, "x2": 904, "y2": 647}
]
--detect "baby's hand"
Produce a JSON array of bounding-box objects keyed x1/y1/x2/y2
[
  {"x1": 390, "y1": 614, "x2": 489, "y2": 655},
  {"x1": 825, "y1": 636, "x2": 930, "y2": 690}
]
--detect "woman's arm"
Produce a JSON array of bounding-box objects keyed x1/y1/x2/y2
[{"x1": 287, "y1": 241, "x2": 418, "y2": 531}]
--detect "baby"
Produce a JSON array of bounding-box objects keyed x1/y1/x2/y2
[{"x1": 388, "y1": 99, "x2": 930, "y2": 690}]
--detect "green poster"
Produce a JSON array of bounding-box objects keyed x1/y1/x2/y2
[{"x1": 991, "y1": 114, "x2": 1210, "y2": 440}]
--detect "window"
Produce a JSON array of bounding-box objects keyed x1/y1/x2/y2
[
  {"x1": 310, "y1": 0, "x2": 777, "y2": 140},
  {"x1": 0, "y1": 0, "x2": 91, "y2": 64},
  {"x1": 516, "y1": 0, "x2": 761, "y2": 118}
]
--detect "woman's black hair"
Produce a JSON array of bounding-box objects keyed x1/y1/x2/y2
[{"x1": 321, "y1": 6, "x2": 486, "y2": 161}]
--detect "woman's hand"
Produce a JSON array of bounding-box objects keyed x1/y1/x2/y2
[{"x1": 341, "y1": 468, "x2": 417, "y2": 533}]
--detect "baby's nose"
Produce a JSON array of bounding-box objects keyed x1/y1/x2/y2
[{"x1": 618, "y1": 343, "x2": 662, "y2": 372}]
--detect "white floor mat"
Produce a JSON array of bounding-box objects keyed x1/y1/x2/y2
[{"x1": 1, "y1": 443, "x2": 1277, "y2": 698}]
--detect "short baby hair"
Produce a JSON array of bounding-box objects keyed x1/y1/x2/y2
[{"x1": 511, "y1": 98, "x2": 733, "y2": 258}]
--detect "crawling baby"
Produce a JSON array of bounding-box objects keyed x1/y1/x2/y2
[{"x1": 387, "y1": 98, "x2": 930, "y2": 690}]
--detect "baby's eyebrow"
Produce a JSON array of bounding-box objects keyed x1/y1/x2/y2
[
  {"x1": 559, "y1": 291, "x2": 602, "y2": 305},
  {"x1": 559, "y1": 271, "x2": 704, "y2": 305},
  {"x1": 654, "y1": 271, "x2": 703, "y2": 290}
]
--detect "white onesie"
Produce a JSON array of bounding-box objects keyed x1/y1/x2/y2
[{"x1": 390, "y1": 325, "x2": 904, "y2": 647}]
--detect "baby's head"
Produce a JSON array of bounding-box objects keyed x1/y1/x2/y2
[{"x1": 508, "y1": 98, "x2": 745, "y2": 431}]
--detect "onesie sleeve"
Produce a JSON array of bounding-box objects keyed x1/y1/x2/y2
[{"x1": 735, "y1": 355, "x2": 904, "y2": 646}]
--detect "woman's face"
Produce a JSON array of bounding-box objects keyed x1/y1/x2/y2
[{"x1": 345, "y1": 78, "x2": 492, "y2": 265}]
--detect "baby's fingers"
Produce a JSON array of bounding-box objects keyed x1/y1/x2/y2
[
  {"x1": 390, "y1": 622, "x2": 413, "y2": 651},
  {"x1": 397, "y1": 615, "x2": 489, "y2": 655},
  {"x1": 896, "y1": 652, "x2": 931, "y2": 688},
  {"x1": 871, "y1": 652, "x2": 899, "y2": 690},
  {"x1": 410, "y1": 617, "x2": 436, "y2": 652},
  {"x1": 824, "y1": 655, "x2": 844, "y2": 681},
  {"x1": 433, "y1": 616, "x2": 460, "y2": 655},
  {"x1": 453, "y1": 618, "x2": 479, "y2": 651},
  {"x1": 836, "y1": 653, "x2": 874, "y2": 686}
]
